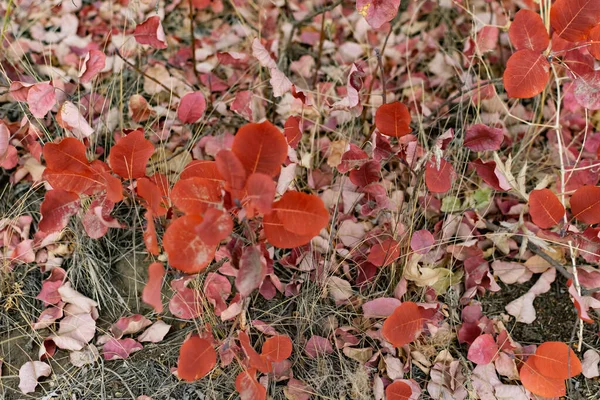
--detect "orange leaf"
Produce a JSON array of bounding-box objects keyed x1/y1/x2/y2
[
  {"x1": 368, "y1": 238, "x2": 401, "y2": 267},
  {"x1": 196, "y1": 208, "x2": 233, "y2": 245},
  {"x1": 238, "y1": 331, "x2": 272, "y2": 373},
  {"x1": 571, "y1": 185, "x2": 600, "y2": 224},
  {"x1": 143, "y1": 211, "x2": 159, "y2": 255},
  {"x1": 550, "y1": 0, "x2": 600, "y2": 42},
  {"x1": 142, "y1": 261, "x2": 164, "y2": 312},
  {"x1": 108, "y1": 129, "x2": 154, "y2": 179},
  {"x1": 274, "y1": 191, "x2": 329, "y2": 236},
  {"x1": 171, "y1": 177, "x2": 222, "y2": 215},
  {"x1": 589, "y1": 24, "x2": 600, "y2": 60},
  {"x1": 43, "y1": 138, "x2": 90, "y2": 173},
  {"x1": 375, "y1": 102, "x2": 412, "y2": 137},
  {"x1": 245, "y1": 173, "x2": 275, "y2": 218},
  {"x1": 533, "y1": 342, "x2": 582, "y2": 379},
  {"x1": 528, "y1": 189, "x2": 565, "y2": 228},
  {"x1": 216, "y1": 149, "x2": 247, "y2": 199},
  {"x1": 180, "y1": 160, "x2": 224, "y2": 183},
  {"x1": 235, "y1": 369, "x2": 266, "y2": 400},
  {"x1": 137, "y1": 177, "x2": 168, "y2": 217},
  {"x1": 508, "y1": 10, "x2": 549, "y2": 52},
  {"x1": 382, "y1": 302, "x2": 428, "y2": 347},
  {"x1": 519, "y1": 357, "x2": 566, "y2": 397},
  {"x1": 261, "y1": 335, "x2": 293, "y2": 362},
  {"x1": 163, "y1": 215, "x2": 216, "y2": 273},
  {"x1": 385, "y1": 381, "x2": 412, "y2": 400},
  {"x1": 231, "y1": 121, "x2": 288, "y2": 177},
  {"x1": 263, "y1": 210, "x2": 315, "y2": 249},
  {"x1": 503, "y1": 50, "x2": 550, "y2": 99},
  {"x1": 177, "y1": 335, "x2": 217, "y2": 382}
]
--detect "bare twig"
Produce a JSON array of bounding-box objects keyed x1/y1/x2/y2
[{"x1": 374, "y1": 48, "x2": 386, "y2": 104}]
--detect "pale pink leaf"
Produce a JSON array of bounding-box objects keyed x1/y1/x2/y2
[
  {"x1": 270, "y1": 68, "x2": 292, "y2": 97},
  {"x1": 252, "y1": 38, "x2": 277, "y2": 69},
  {"x1": 27, "y1": 83, "x2": 56, "y2": 118},
  {"x1": 56, "y1": 101, "x2": 94, "y2": 139},
  {"x1": 79, "y1": 49, "x2": 106, "y2": 83},
  {"x1": 356, "y1": 0, "x2": 400, "y2": 29},
  {"x1": 582, "y1": 349, "x2": 600, "y2": 378},
  {"x1": 362, "y1": 297, "x2": 401, "y2": 318},
  {"x1": 304, "y1": 336, "x2": 333, "y2": 358},
  {"x1": 110, "y1": 314, "x2": 152, "y2": 339},
  {"x1": 103, "y1": 338, "x2": 143, "y2": 360},
  {"x1": 137, "y1": 320, "x2": 171, "y2": 343},
  {"x1": 410, "y1": 230, "x2": 435, "y2": 255},
  {"x1": 467, "y1": 334, "x2": 499, "y2": 365},
  {"x1": 18, "y1": 361, "x2": 51, "y2": 394},
  {"x1": 235, "y1": 245, "x2": 267, "y2": 297},
  {"x1": 58, "y1": 313, "x2": 96, "y2": 344},
  {"x1": 0, "y1": 121, "x2": 9, "y2": 160}
]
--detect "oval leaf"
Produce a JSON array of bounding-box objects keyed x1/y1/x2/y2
[
  {"x1": 261, "y1": 335, "x2": 293, "y2": 362},
  {"x1": 171, "y1": 177, "x2": 222, "y2": 215},
  {"x1": 508, "y1": 10, "x2": 549, "y2": 52},
  {"x1": 529, "y1": 188, "x2": 565, "y2": 229},
  {"x1": 467, "y1": 334, "x2": 499, "y2": 365},
  {"x1": 571, "y1": 185, "x2": 600, "y2": 224},
  {"x1": 178, "y1": 91, "x2": 207, "y2": 124},
  {"x1": 382, "y1": 302, "x2": 427, "y2": 348},
  {"x1": 520, "y1": 357, "x2": 566, "y2": 398},
  {"x1": 177, "y1": 336, "x2": 217, "y2": 381},
  {"x1": 385, "y1": 381, "x2": 412, "y2": 400},
  {"x1": 550, "y1": 0, "x2": 600, "y2": 42},
  {"x1": 108, "y1": 129, "x2": 154, "y2": 179},
  {"x1": 375, "y1": 101, "x2": 412, "y2": 137},
  {"x1": 163, "y1": 215, "x2": 216, "y2": 273},
  {"x1": 425, "y1": 157, "x2": 455, "y2": 193},
  {"x1": 231, "y1": 121, "x2": 288, "y2": 177},
  {"x1": 464, "y1": 124, "x2": 504, "y2": 152},
  {"x1": 503, "y1": 50, "x2": 550, "y2": 99},
  {"x1": 533, "y1": 342, "x2": 582, "y2": 379},
  {"x1": 39, "y1": 190, "x2": 81, "y2": 233},
  {"x1": 274, "y1": 191, "x2": 329, "y2": 236}
]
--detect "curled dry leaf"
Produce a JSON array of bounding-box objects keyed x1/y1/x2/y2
[{"x1": 103, "y1": 338, "x2": 143, "y2": 360}]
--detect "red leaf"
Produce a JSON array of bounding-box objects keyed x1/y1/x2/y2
[
  {"x1": 245, "y1": 173, "x2": 276, "y2": 217},
  {"x1": 470, "y1": 159, "x2": 510, "y2": 191},
  {"x1": 79, "y1": 49, "x2": 106, "y2": 83},
  {"x1": 137, "y1": 178, "x2": 168, "y2": 217},
  {"x1": 425, "y1": 157, "x2": 456, "y2": 193},
  {"x1": 163, "y1": 215, "x2": 216, "y2": 273},
  {"x1": 520, "y1": 357, "x2": 566, "y2": 397},
  {"x1": 508, "y1": 10, "x2": 549, "y2": 52},
  {"x1": 464, "y1": 124, "x2": 504, "y2": 151},
  {"x1": 108, "y1": 129, "x2": 154, "y2": 179},
  {"x1": 375, "y1": 101, "x2": 412, "y2": 137},
  {"x1": 177, "y1": 91, "x2": 207, "y2": 124},
  {"x1": 43, "y1": 138, "x2": 90, "y2": 173},
  {"x1": 142, "y1": 262, "x2": 164, "y2": 313},
  {"x1": 503, "y1": 50, "x2": 550, "y2": 99},
  {"x1": 238, "y1": 331, "x2": 272, "y2": 373},
  {"x1": 529, "y1": 189, "x2": 565, "y2": 228},
  {"x1": 589, "y1": 24, "x2": 600, "y2": 60},
  {"x1": 284, "y1": 116, "x2": 302, "y2": 148},
  {"x1": 180, "y1": 160, "x2": 224, "y2": 182},
  {"x1": 571, "y1": 185, "x2": 600, "y2": 224},
  {"x1": 235, "y1": 369, "x2": 266, "y2": 400},
  {"x1": 274, "y1": 191, "x2": 329, "y2": 236},
  {"x1": 235, "y1": 245, "x2": 267, "y2": 297},
  {"x1": 177, "y1": 336, "x2": 217, "y2": 381},
  {"x1": 533, "y1": 342, "x2": 582, "y2": 379},
  {"x1": 368, "y1": 238, "x2": 401, "y2": 267},
  {"x1": 550, "y1": 0, "x2": 600, "y2": 42},
  {"x1": 216, "y1": 149, "x2": 247, "y2": 197},
  {"x1": 143, "y1": 211, "x2": 159, "y2": 255},
  {"x1": 467, "y1": 334, "x2": 499, "y2": 364},
  {"x1": 129, "y1": 95, "x2": 156, "y2": 122},
  {"x1": 356, "y1": 0, "x2": 401, "y2": 29},
  {"x1": 39, "y1": 190, "x2": 81, "y2": 233},
  {"x1": 263, "y1": 210, "x2": 315, "y2": 249},
  {"x1": 385, "y1": 381, "x2": 412, "y2": 400},
  {"x1": 261, "y1": 335, "x2": 293, "y2": 362},
  {"x1": 171, "y1": 177, "x2": 222, "y2": 215},
  {"x1": 382, "y1": 302, "x2": 428, "y2": 347},
  {"x1": 349, "y1": 160, "x2": 381, "y2": 187},
  {"x1": 134, "y1": 16, "x2": 167, "y2": 49},
  {"x1": 196, "y1": 208, "x2": 233, "y2": 245},
  {"x1": 231, "y1": 121, "x2": 288, "y2": 177}
]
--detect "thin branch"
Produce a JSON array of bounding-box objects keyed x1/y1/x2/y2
[
  {"x1": 188, "y1": 0, "x2": 199, "y2": 82},
  {"x1": 115, "y1": 50, "x2": 181, "y2": 99}
]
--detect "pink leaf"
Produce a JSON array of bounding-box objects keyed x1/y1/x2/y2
[
  {"x1": 110, "y1": 315, "x2": 152, "y2": 339},
  {"x1": 142, "y1": 262, "x2": 165, "y2": 313},
  {"x1": 137, "y1": 320, "x2": 171, "y2": 343},
  {"x1": 467, "y1": 334, "x2": 499, "y2": 365},
  {"x1": 177, "y1": 91, "x2": 207, "y2": 124},
  {"x1": 204, "y1": 272, "x2": 232, "y2": 316},
  {"x1": 27, "y1": 83, "x2": 56, "y2": 118},
  {"x1": 362, "y1": 297, "x2": 402, "y2": 318},
  {"x1": 134, "y1": 16, "x2": 167, "y2": 49},
  {"x1": 0, "y1": 121, "x2": 9, "y2": 160},
  {"x1": 36, "y1": 267, "x2": 66, "y2": 306},
  {"x1": 79, "y1": 49, "x2": 106, "y2": 83},
  {"x1": 270, "y1": 68, "x2": 292, "y2": 97},
  {"x1": 573, "y1": 72, "x2": 600, "y2": 110},
  {"x1": 410, "y1": 230, "x2": 435, "y2": 255},
  {"x1": 169, "y1": 277, "x2": 202, "y2": 319},
  {"x1": 56, "y1": 101, "x2": 94, "y2": 139},
  {"x1": 304, "y1": 336, "x2": 333, "y2": 358},
  {"x1": 356, "y1": 0, "x2": 400, "y2": 29},
  {"x1": 235, "y1": 245, "x2": 267, "y2": 297},
  {"x1": 18, "y1": 361, "x2": 51, "y2": 394},
  {"x1": 103, "y1": 338, "x2": 143, "y2": 360}
]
